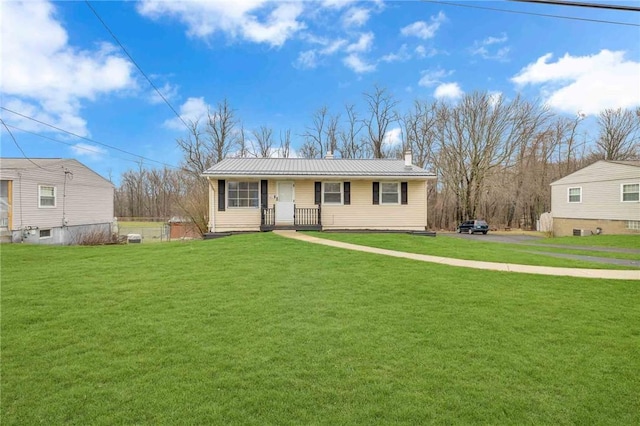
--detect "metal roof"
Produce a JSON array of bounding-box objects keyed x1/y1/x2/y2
[
  {"x1": 0, "y1": 158, "x2": 67, "y2": 169},
  {"x1": 202, "y1": 158, "x2": 435, "y2": 178}
]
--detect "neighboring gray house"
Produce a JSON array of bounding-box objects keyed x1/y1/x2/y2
[
  {"x1": 0, "y1": 158, "x2": 114, "y2": 244},
  {"x1": 550, "y1": 160, "x2": 640, "y2": 237}
]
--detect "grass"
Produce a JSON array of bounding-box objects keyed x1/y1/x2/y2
[
  {"x1": 306, "y1": 232, "x2": 639, "y2": 270},
  {"x1": 536, "y1": 234, "x2": 640, "y2": 249},
  {"x1": 2, "y1": 233, "x2": 639, "y2": 424}
]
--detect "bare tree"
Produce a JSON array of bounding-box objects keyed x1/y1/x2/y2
[
  {"x1": 302, "y1": 106, "x2": 329, "y2": 158},
  {"x1": 338, "y1": 104, "x2": 365, "y2": 159},
  {"x1": 595, "y1": 107, "x2": 640, "y2": 160},
  {"x1": 325, "y1": 112, "x2": 340, "y2": 156},
  {"x1": 174, "y1": 98, "x2": 238, "y2": 234},
  {"x1": 438, "y1": 92, "x2": 550, "y2": 222},
  {"x1": 362, "y1": 85, "x2": 399, "y2": 158},
  {"x1": 205, "y1": 98, "x2": 238, "y2": 164},
  {"x1": 298, "y1": 140, "x2": 320, "y2": 158},
  {"x1": 252, "y1": 125, "x2": 274, "y2": 158},
  {"x1": 403, "y1": 99, "x2": 439, "y2": 168},
  {"x1": 236, "y1": 124, "x2": 249, "y2": 157},
  {"x1": 279, "y1": 129, "x2": 292, "y2": 158}
]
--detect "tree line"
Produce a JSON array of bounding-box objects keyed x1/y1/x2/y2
[{"x1": 115, "y1": 88, "x2": 639, "y2": 233}]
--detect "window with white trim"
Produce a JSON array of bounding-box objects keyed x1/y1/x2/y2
[
  {"x1": 39, "y1": 185, "x2": 56, "y2": 208},
  {"x1": 621, "y1": 183, "x2": 639, "y2": 202},
  {"x1": 627, "y1": 221, "x2": 640, "y2": 230},
  {"x1": 323, "y1": 182, "x2": 342, "y2": 204},
  {"x1": 227, "y1": 181, "x2": 259, "y2": 208},
  {"x1": 568, "y1": 187, "x2": 581, "y2": 203},
  {"x1": 380, "y1": 182, "x2": 400, "y2": 204},
  {"x1": 39, "y1": 229, "x2": 51, "y2": 238}
]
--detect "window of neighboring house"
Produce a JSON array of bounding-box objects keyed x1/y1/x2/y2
[
  {"x1": 627, "y1": 221, "x2": 640, "y2": 230},
  {"x1": 323, "y1": 182, "x2": 342, "y2": 204},
  {"x1": 39, "y1": 185, "x2": 56, "y2": 208},
  {"x1": 39, "y1": 229, "x2": 51, "y2": 238},
  {"x1": 380, "y1": 182, "x2": 400, "y2": 204},
  {"x1": 568, "y1": 187, "x2": 581, "y2": 203},
  {"x1": 227, "y1": 181, "x2": 259, "y2": 208},
  {"x1": 621, "y1": 183, "x2": 640, "y2": 202}
]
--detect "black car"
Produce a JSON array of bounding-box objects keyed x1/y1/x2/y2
[{"x1": 457, "y1": 220, "x2": 489, "y2": 234}]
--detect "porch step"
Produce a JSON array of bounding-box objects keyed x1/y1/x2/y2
[{"x1": 261, "y1": 225, "x2": 322, "y2": 232}]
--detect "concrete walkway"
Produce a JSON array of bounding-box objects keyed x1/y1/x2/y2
[{"x1": 273, "y1": 230, "x2": 640, "y2": 281}]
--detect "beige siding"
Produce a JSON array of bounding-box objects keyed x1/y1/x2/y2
[
  {"x1": 321, "y1": 180, "x2": 426, "y2": 230},
  {"x1": 209, "y1": 179, "x2": 261, "y2": 232},
  {"x1": 0, "y1": 159, "x2": 114, "y2": 231},
  {"x1": 551, "y1": 162, "x2": 640, "y2": 221},
  {"x1": 209, "y1": 178, "x2": 428, "y2": 231}
]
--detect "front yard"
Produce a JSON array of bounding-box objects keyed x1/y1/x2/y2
[
  {"x1": 307, "y1": 232, "x2": 640, "y2": 269},
  {"x1": 2, "y1": 233, "x2": 639, "y2": 424}
]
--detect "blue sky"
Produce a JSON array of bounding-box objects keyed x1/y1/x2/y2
[{"x1": 1, "y1": 0, "x2": 639, "y2": 183}]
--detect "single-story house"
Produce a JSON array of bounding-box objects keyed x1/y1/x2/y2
[
  {"x1": 201, "y1": 152, "x2": 436, "y2": 233},
  {"x1": 550, "y1": 160, "x2": 640, "y2": 236},
  {"x1": 0, "y1": 158, "x2": 114, "y2": 244}
]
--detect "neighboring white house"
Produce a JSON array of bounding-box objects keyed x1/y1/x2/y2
[
  {"x1": 0, "y1": 158, "x2": 114, "y2": 244},
  {"x1": 550, "y1": 160, "x2": 640, "y2": 237},
  {"x1": 201, "y1": 152, "x2": 436, "y2": 233}
]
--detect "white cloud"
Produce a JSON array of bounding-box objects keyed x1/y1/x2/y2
[
  {"x1": 346, "y1": 32, "x2": 374, "y2": 53},
  {"x1": 342, "y1": 6, "x2": 370, "y2": 27},
  {"x1": 343, "y1": 54, "x2": 376, "y2": 73},
  {"x1": 380, "y1": 44, "x2": 410, "y2": 63},
  {"x1": 383, "y1": 127, "x2": 403, "y2": 146},
  {"x1": 0, "y1": 1, "x2": 135, "y2": 136},
  {"x1": 512, "y1": 50, "x2": 640, "y2": 115},
  {"x1": 434, "y1": 82, "x2": 463, "y2": 100},
  {"x1": 470, "y1": 33, "x2": 510, "y2": 61},
  {"x1": 418, "y1": 68, "x2": 452, "y2": 87},
  {"x1": 164, "y1": 97, "x2": 210, "y2": 130},
  {"x1": 70, "y1": 143, "x2": 108, "y2": 160},
  {"x1": 321, "y1": 0, "x2": 358, "y2": 9},
  {"x1": 488, "y1": 91, "x2": 503, "y2": 107},
  {"x1": 149, "y1": 82, "x2": 180, "y2": 105},
  {"x1": 294, "y1": 50, "x2": 318, "y2": 69},
  {"x1": 321, "y1": 39, "x2": 348, "y2": 55},
  {"x1": 401, "y1": 12, "x2": 446, "y2": 40},
  {"x1": 137, "y1": 1, "x2": 305, "y2": 48}
]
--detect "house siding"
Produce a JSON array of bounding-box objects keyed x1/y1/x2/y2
[
  {"x1": 550, "y1": 161, "x2": 640, "y2": 237},
  {"x1": 550, "y1": 162, "x2": 640, "y2": 221},
  {"x1": 208, "y1": 178, "x2": 427, "y2": 231},
  {"x1": 319, "y1": 180, "x2": 426, "y2": 230},
  {"x1": 0, "y1": 159, "x2": 114, "y2": 244}
]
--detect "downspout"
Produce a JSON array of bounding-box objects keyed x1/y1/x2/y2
[{"x1": 207, "y1": 178, "x2": 216, "y2": 233}]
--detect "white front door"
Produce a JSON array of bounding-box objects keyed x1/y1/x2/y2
[{"x1": 276, "y1": 181, "x2": 295, "y2": 224}]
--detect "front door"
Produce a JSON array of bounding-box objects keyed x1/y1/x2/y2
[{"x1": 276, "y1": 181, "x2": 294, "y2": 224}]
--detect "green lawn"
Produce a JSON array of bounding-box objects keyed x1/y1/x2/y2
[
  {"x1": 2, "y1": 233, "x2": 639, "y2": 424},
  {"x1": 306, "y1": 232, "x2": 640, "y2": 269},
  {"x1": 536, "y1": 234, "x2": 640, "y2": 249}
]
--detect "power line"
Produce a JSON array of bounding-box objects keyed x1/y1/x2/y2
[
  {"x1": 1, "y1": 107, "x2": 179, "y2": 169},
  {"x1": 0, "y1": 118, "x2": 48, "y2": 170},
  {"x1": 84, "y1": 0, "x2": 191, "y2": 131},
  {"x1": 511, "y1": 0, "x2": 640, "y2": 12},
  {"x1": 424, "y1": 0, "x2": 640, "y2": 26},
  {"x1": 3, "y1": 123, "x2": 169, "y2": 168}
]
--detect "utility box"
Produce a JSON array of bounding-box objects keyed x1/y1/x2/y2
[{"x1": 127, "y1": 233, "x2": 142, "y2": 244}]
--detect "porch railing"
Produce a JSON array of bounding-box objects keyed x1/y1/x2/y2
[
  {"x1": 294, "y1": 205, "x2": 321, "y2": 227},
  {"x1": 261, "y1": 207, "x2": 275, "y2": 226}
]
